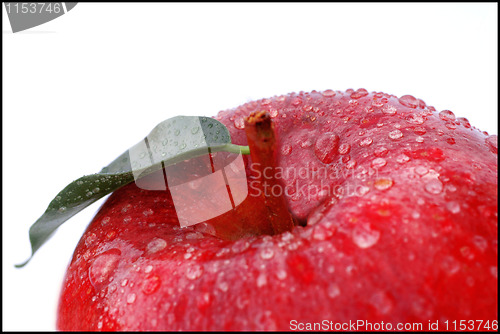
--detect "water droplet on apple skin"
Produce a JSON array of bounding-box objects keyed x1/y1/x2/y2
[
  {"x1": 350, "y1": 88, "x2": 369, "y2": 99},
  {"x1": 338, "y1": 143, "x2": 351, "y2": 155},
  {"x1": 382, "y1": 105, "x2": 397, "y2": 115},
  {"x1": 327, "y1": 283, "x2": 341, "y2": 298},
  {"x1": 234, "y1": 117, "x2": 245, "y2": 129},
  {"x1": 314, "y1": 132, "x2": 340, "y2": 164},
  {"x1": 147, "y1": 238, "x2": 167, "y2": 254},
  {"x1": 424, "y1": 179, "x2": 443, "y2": 194},
  {"x1": 388, "y1": 129, "x2": 403, "y2": 140},
  {"x1": 405, "y1": 113, "x2": 425, "y2": 125},
  {"x1": 127, "y1": 293, "x2": 136, "y2": 304},
  {"x1": 398, "y1": 95, "x2": 419, "y2": 108},
  {"x1": 396, "y1": 154, "x2": 410, "y2": 164},
  {"x1": 359, "y1": 137, "x2": 373, "y2": 147},
  {"x1": 256, "y1": 273, "x2": 267, "y2": 287},
  {"x1": 142, "y1": 275, "x2": 161, "y2": 295},
  {"x1": 371, "y1": 157, "x2": 387, "y2": 169},
  {"x1": 322, "y1": 89, "x2": 336, "y2": 97},
  {"x1": 373, "y1": 146, "x2": 388, "y2": 157},
  {"x1": 186, "y1": 264, "x2": 204, "y2": 280},
  {"x1": 352, "y1": 223, "x2": 380, "y2": 249},
  {"x1": 439, "y1": 109, "x2": 456, "y2": 121},
  {"x1": 374, "y1": 178, "x2": 393, "y2": 191},
  {"x1": 259, "y1": 248, "x2": 275, "y2": 260},
  {"x1": 88, "y1": 249, "x2": 121, "y2": 289}
]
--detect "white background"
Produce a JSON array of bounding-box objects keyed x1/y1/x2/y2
[{"x1": 2, "y1": 3, "x2": 497, "y2": 331}]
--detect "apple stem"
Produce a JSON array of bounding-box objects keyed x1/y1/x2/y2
[{"x1": 244, "y1": 111, "x2": 298, "y2": 234}]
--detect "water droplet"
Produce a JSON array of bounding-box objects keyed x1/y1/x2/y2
[
  {"x1": 322, "y1": 89, "x2": 336, "y2": 97},
  {"x1": 89, "y1": 249, "x2": 121, "y2": 289},
  {"x1": 314, "y1": 133, "x2": 340, "y2": 164},
  {"x1": 291, "y1": 97, "x2": 302, "y2": 106},
  {"x1": 405, "y1": 113, "x2": 425, "y2": 125},
  {"x1": 260, "y1": 248, "x2": 275, "y2": 260},
  {"x1": 312, "y1": 226, "x2": 327, "y2": 240},
  {"x1": 457, "y1": 117, "x2": 471, "y2": 128},
  {"x1": 218, "y1": 281, "x2": 229, "y2": 292},
  {"x1": 269, "y1": 108, "x2": 278, "y2": 118},
  {"x1": 398, "y1": 95, "x2": 418, "y2": 108},
  {"x1": 127, "y1": 293, "x2": 136, "y2": 304},
  {"x1": 445, "y1": 122, "x2": 456, "y2": 130},
  {"x1": 231, "y1": 240, "x2": 250, "y2": 253},
  {"x1": 143, "y1": 208, "x2": 154, "y2": 216},
  {"x1": 58, "y1": 206, "x2": 67, "y2": 213},
  {"x1": 424, "y1": 179, "x2": 443, "y2": 194},
  {"x1": 186, "y1": 264, "x2": 204, "y2": 280},
  {"x1": 256, "y1": 273, "x2": 267, "y2": 287},
  {"x1": 352, "y1": 223, "x2": 380, "y2": 248},
  {"x1": 295, "y1": 134, "x2": 313, "y2": 148},
  {"x1": 439, "y1": 110, "x2": 456, "y2": 121},
  {"x1": 374, "y1": 178, "x2": 393, "y2": 191},
  {"x1": 415, "y1": 166, "x2": 429, "y2": 176},
  {"x1": 371, "y1": 158, "x2": 387, "y2": 169},
  {"x1": 76, "y1": 180, "x2": 84, "y2": 185},
  {"x1": 281, "y1": 144, "x2": 292, "y2": 156},
  {"x1": 413, "y1": 126, "x2": 427, "y2": 135},
  {"x1": 276, "y1": 269, "x2": 287, "y2": 280},
  {"x1": 86, "y1": 191, "x2": 93, "y2": 197},
  {"x1": 382, "y1": 105, "x2": 397, "y2": 115},
  {"x1": 359, "y1": 137, "x2": 373, "y2": 147},
  {"x1": 146, "y1": 238, "x2": 167, "y2": 254},
  {"x1": 486, "y1": 135, "x2": 498, "y2": 154},
  {"x1": 338, "y1": 143, "x2": 351, "y2": 155},
  {"x1": 357, "y1": 185, "x2": 370, "y2": 196},
  {"x1": 396, "y1": 154, "x2": 410, "y2": 163},
  {"x1": 350, "y1": 88, "x2": 369, "y2": 99},
  {"x1": 234, "y1": 117, "x2": 245, "y2": 129},
  {"x1": 446, "y1": 137, "x2": 456, "y2": 145},
  {"x1": 142, "y1": 275, "x2": 161, "y2": 295},
  {"x1": 374, "y1": 146, "x2": 388, "y2": 157},
  {"x1": 144, "y1": 265, "x2": 153, "y2": 273},
  {"x1": 261, "y1": 98, "x2": 272, "y2": 105},
  {"x1": 388, "y1": 129, "x2": 403, "y2": 140},
  {"x1": 345, "y1": 160, "x2": 357, "y2": 169},
  {"x1": 446, "y1": 201, "x2": 460, "y2": 214},
  {"x1": 327, "y1": 283, "x2": 341, "y2": 298}
]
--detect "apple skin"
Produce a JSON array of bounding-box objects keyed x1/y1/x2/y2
[{"x1": 57, "y1": 89, "x2": 497, "y2": 330}]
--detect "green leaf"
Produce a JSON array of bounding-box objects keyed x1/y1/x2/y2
[{"x1": 16, "y1": 116, "x2": 249, "y2": 268}]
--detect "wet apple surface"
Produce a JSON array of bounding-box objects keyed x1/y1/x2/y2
[{"x1": 57, "y1": 89, "x2": 497, "y2": 330}]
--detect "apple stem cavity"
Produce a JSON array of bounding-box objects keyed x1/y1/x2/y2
[{"x1": 244, "y1": 111, "x2": 298, "y2": 234}]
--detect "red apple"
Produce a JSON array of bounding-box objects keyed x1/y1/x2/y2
[{"x1": 57, "y1": 89, "x2": 498, "y2": 331}]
